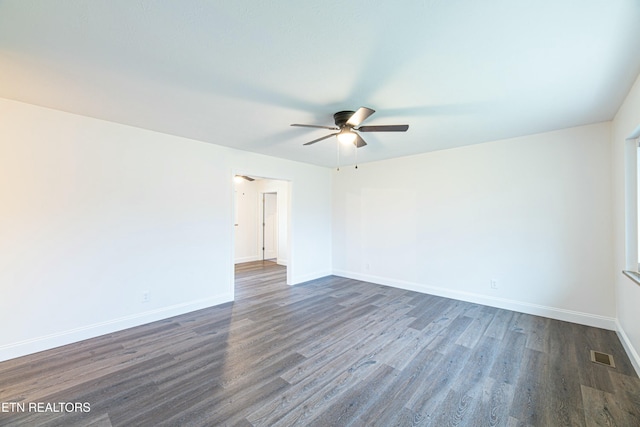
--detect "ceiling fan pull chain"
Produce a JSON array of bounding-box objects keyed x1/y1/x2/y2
[
  {"x1": 336, "y1": 141, "x2": 340, "y2": 171},
  {"x1": 355, "y1": 142, "x2": 358, "y2": 169}
]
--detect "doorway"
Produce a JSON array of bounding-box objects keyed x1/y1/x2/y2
[{"x1": 233, "y1": 175, "x2": 290, "y2": 270}]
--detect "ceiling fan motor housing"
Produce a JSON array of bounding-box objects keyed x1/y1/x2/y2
[{"x1": 334, "y1": 111, "x2": 355, "y2": 128}]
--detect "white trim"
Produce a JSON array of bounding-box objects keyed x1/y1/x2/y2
[
  {"x1": 333, "y1": 269, "x2": 617, "y2": 331},
  {"x1": 234, "y1": 255, "x2": 262, "y2": 264},
  {"x1": 0, "y1": 294, "x2": 232, "y2": 363},
  {"x1": 616, "y1": 319, "x2": 640, "y2": 377}
]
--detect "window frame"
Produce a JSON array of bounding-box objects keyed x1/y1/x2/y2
[{"x1": 623, "y1": 125, "x2": 640, "y2": 283}]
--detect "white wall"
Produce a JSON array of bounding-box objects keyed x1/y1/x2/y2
[
  {"x1": 612, "y1": 72, "x2": 640, "y2": 374},
  {"x1": 333, "y1": 123, "x2": 615, "y2": 329},
  {"x1": 0, "y1": 98, "x2": 332, "y2": 362}
]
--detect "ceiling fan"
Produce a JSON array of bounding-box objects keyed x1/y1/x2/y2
[{"x1": 291, "y1": 107, "x2": 408, "y2": 148}]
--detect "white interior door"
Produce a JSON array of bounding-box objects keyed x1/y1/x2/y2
[
  {"x1": 263, "y1": 193, "x2": 278, "y2": 260},
  {"x1": 234, "y1": 188, "x2": 252, "y2": 263}
]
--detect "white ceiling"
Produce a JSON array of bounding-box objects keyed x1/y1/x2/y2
[{"x1": 1, "y1": 1, "x2": 639, "y2": 167}]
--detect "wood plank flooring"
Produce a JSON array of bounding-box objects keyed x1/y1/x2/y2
[{"x1": 1, "y1": 261, "x2": 639, "y2": 426}]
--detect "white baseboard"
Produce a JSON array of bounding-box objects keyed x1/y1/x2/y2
[
  {"x1": 0, "y1": 294, "x2": 233, "y2": 363},
  {"x1": 235, "y1": 257, "x2": 287, "y2": 265},
  {"x1": 333, "y1": 270, "x2": 617, "y2": 331},
  {"x1": 234, "y1": 255, "x2": 261, "y2": 264},
  {"x1": 615, "y1": 320, "x2": 640, "y2": 376}
]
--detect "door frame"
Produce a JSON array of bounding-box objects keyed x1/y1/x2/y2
[{"x1": 231, "y1": 172, "x2": 293, "y2": 298}]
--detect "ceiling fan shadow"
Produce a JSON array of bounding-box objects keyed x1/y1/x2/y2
[
  {"x1": 345, "y1": 47, "x2": 412, "y2": 105},
  {"x1": 381, "y1": 103, "x2": 486, "y2": 117},
  {"x1": 197, "y1": 71, "x2": 348, "y2": 123},
  {"x1": 343, "y1": 3, "x2": 435, "y2": 106},
  {"x1": 216, "y1": 77, "x2": 321, "y2": 111},
  {"x1": 248, "y1": 128, "x2": 303, "y2": 149}
]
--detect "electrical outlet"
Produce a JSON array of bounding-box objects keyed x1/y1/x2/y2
[
  {"x1": 490, "y1": 280, "x2": 498, "y2": 289},
  {"x1": 142, "y1": 291, "x2": 150, "y2": 303}
]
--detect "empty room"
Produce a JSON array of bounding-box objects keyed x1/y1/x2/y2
[{"x1": 1, "y1": 1, "x2": 640, "y2": 426}]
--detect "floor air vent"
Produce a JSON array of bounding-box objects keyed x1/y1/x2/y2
[{"x1": 590, "y1": 350, "x2": 615, "y2": 368}]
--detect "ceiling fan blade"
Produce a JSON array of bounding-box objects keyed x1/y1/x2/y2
[
  {"x1": 303, "y1": 133, "x2": 338, "y2": 146},
  {"x1": 291, "y1": 124, "x2": 338, "y2": 130},
  {"x1": 346, "y1": 107, "x2": 376, "y2": 127},
  {"x1": 357, "y1": 124, "x2": 409, "y2": 132},
  {"x1": 354, "y1": 133, "x2": 367, "y2": 148}
]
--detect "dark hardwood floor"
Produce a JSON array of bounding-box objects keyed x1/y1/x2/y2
[{"x1": 1, "y1": 261, "x2": 639, "y2": 426}]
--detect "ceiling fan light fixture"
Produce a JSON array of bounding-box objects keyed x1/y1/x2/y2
[
  {"x1": 337, "y1": 129, "x2": 357, "y2": 145},
  {"x1": 293, "y1": 106, "x2": 407, "y2": 147}
]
